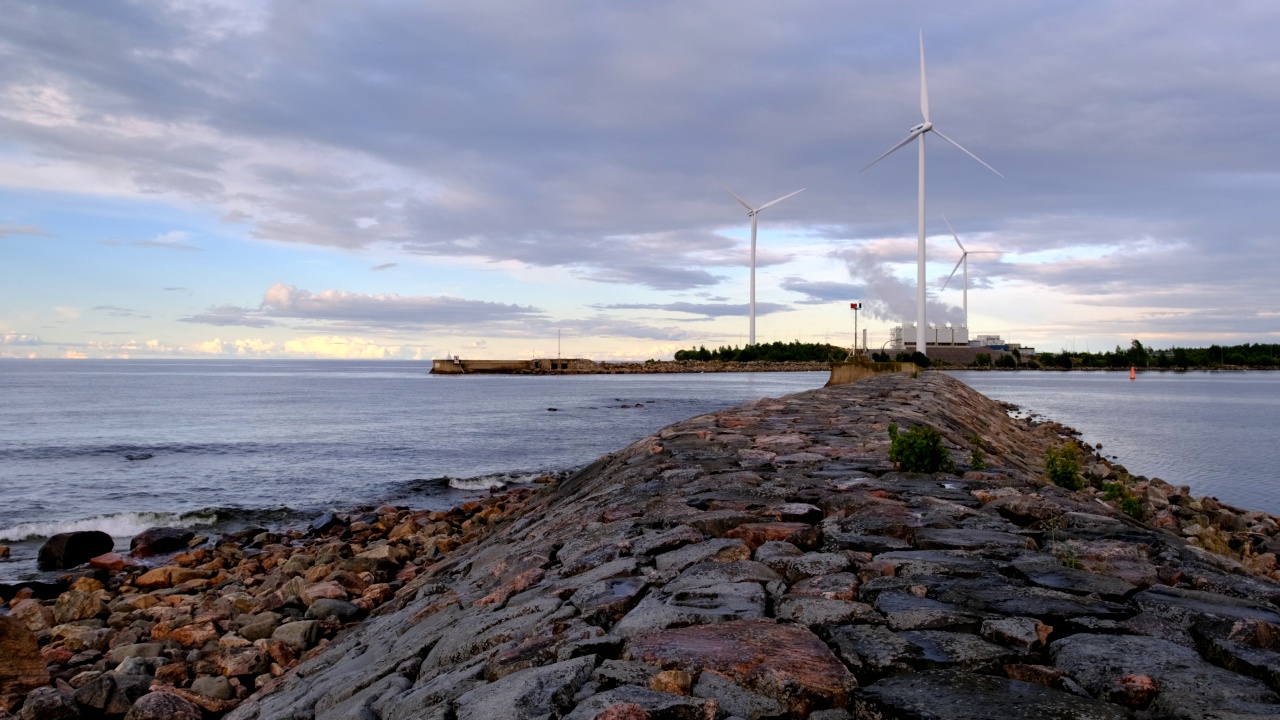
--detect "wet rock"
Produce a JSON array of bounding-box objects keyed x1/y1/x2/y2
[
  {"x1": 38, "y1": 532, "x2": 113, "y2": 571},
  {"x1": 121, "y1": 692, "x2": 203, "y2": 720},
  {"x1": 17, "y1": 687, "x2": 79, "y2": 720},
  {"x1": 625, "y1": 619, "x2": 856, "y2": 715},
  {"x1": 896, "y1": 630, "x2": 1013, "y2": 671},
  {"x1": 1052, "y1": 633, "x2": 1280, "y2": 719},
  {"x1": 454, "y1": 655, "x2": 595, "y2": 720},
  {"x1": 691, "y1": 670, "x2": 785, "y2": 719},
  {"x1": 0, "y1": 616, "x2": 49, "y2": 713},
  {"x1": 128, "y1": 527, "x2": 194, "y2": 558},
  {"x1": 875, "y1": 591, "x2": 983, "y2": 632},
  {"x1": 912, "y1": 528, "x2": 1037, "y2": 553},
  {"x1": 854, "y1": 669, "x2": 1131, "y2": 719}
]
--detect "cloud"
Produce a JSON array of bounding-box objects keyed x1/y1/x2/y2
[
  {"x1": 0, "y1": 224, "x2": 49, "y2": 239},
  {"x1": 282, "y1": 336, "x2": 401, "y2": 359},
  {"x1": 780, "y1": 278, "x2": 864, "y2": 305},
  {"x1": 54, "y1": 306, "x2": 80, "y2": 320},
  {"x1": 592, "y1": 301, "x2": 791, "y2": 318},
  {"x1": 836, "y1": 241, "x2": 964, "y2": 327},
  {"x1": 179, "y1": 304, "x2": 278, "y2": 328},
  {"x1": 102, "y1": 231, "x2": 201, "y2": 252},
  {"x1": 370, "y1": 262, "x2": 398, "y2": 271},
  {"x1": 260, "y1": 283, "x2": 545, "y2": 328},
  {"x1": 1, "y1": 333, "x2": 42, "y2": 346}
]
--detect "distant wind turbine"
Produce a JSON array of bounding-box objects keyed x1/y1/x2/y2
[
  {"x1": 862, "y1": 31, "x2": 1002, "y2": 356},
  {"x1": 719, "y1": 183, "x2": 805, "y2": 346},
  {"x1": 940, "y1": 216, "x2": 1002, "y2": 330}
]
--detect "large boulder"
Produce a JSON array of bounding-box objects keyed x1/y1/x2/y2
[
  {"x1": 37, "y1": 531, "x2": 114, "y2": 570},
  {"x1": 122, "y1": 692, "x2": 203, "y2": 720},
  {"x1": 17, "y1": 687, "x2": 80, "y2": 720},
  {"x1": 0, "y1": 615, "x2": 50, "y2": 713},
  {"x1": 129, "y1": 527, "x2": 194, "y2": 557}
]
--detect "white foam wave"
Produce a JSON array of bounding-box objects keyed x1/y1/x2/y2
[
  {"x1": 447, "y1": 477, "x2": 507, "y2": 491},
  {"x1": 0, "y1": 511, "x2": 219, "y2": 542}
]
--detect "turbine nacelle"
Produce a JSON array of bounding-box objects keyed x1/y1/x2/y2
[{"x1": 911, "y1": 122, "x2": 933, "y2": 134}]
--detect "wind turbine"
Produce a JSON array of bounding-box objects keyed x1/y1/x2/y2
[
  {"x1": 940, "y1": 216, "x2": 1001, "y2": 331},
  {"x1": 862, "y1": 31, "x2": 1002, "y2": 356},
  {"x1": 719, "y1": 184, "x2": 805, "y2": 346}
]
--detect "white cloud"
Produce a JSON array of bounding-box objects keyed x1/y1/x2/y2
[{"x1": 282, "y1": 335, "x2": 402, "y2": 359}]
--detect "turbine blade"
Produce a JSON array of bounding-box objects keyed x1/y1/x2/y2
[
  {"x1": 919, "y1": 30, "x2": 930, "y2": 123},
  {"x1": 932, "y1": 130, "x2": 1004, "y2": 177},
  {"x1": 717, "y1": 182, "x2": 754, "y2": 212},
  {"x1": 942, "y1": 255, "x2": 964, "y2": 290},
  {"x1": 861, "y1": 131, "x2": 921, "y2": 172},
  {"x1": 943, "y1": 215, "x2": 965, "y2": 252},
  {"x1": 757, "y1": 188, "x2": 806, "y2": 212}
]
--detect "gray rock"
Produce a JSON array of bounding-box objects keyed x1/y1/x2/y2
[
  {"x1": 105, "y1": 644, "x2": 164, "y2": 666},
  {"x1": 913, "y1": 528, "x2": 1037, "y2": 552},
  {"x1": 897, "y1": 630, "x2": 1014, "y2": 671},
  {"x1": 829, "y1": 624, "x2": 923, "y2": 677},
  {"x1": 663, "y1": 561, "x2": 782, "y2": 593},
  {"x1": 18, "y1": 687, "x2": 80, "y2": 720},
  {"x1": 653, "y1": 538, "x2": 750, "y2": 572},
  {"x1": 591, "y1": 659, "x2": 660, "y2": 690},
  {"x1": 631, "y1": 525, "x2": 705, "y2": 557},
  {"x1": 875, "y1": 591, "x2": 983, "y2": 632},
  {"x1": 111, "y1": 657, "x2": 162, "y2": 677},
  {"x1": 611, "y1": 581, "x2": 766, "y2": 637},
  {"x1": 854, "y1": 669, "x2": 1131, "y2": 719},
  {"x1": 693, "y1": 670, "x2": 787, "y2": 719},
  {"x1": 238, "y1": 616, "x2": 280, "y2": 642},
  {"x1": 1052, "y1": 633, "x2": 1280, "y2": 719},
  {"x1": 306, "y1": 598, "x2": 362, "y2": 622},
  {"x1": 271, "y1": 620, "x2": 319, "y2": 652},
  {"x1": 190, "y1": 675, "x2": 234, "y2": 701},
  {"x1": 1011, "y1": 554, "x2": 1138, "y2": 601},
  {"x1": 454, "y1": 655, "x2": 595, "y2": 720},
  {"x1": 775, "y1": 596, "x2": 880, "y2": 629},
  {"x1": 565, "y1": 685, "x2": 719, "y2": 720},
  {"x1": 122, "y1": 692, "x2": 202, "y2": 720}
]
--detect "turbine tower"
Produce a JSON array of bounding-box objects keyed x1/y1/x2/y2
[
  {"x1": 719, "y1": 184, "x2": 805, "y2": 345},
  {"x1": 862, "y1": 31, "x2": 1001, "y2": 356},
  {"x1": 940, "y1": 216, "x2": 1001, "y2": 330}
]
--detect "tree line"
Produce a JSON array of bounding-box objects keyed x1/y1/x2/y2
[
  {"x1": 1042, "y1": 340, "x2": 1279, "y2": 369},
  {"x1": 672, "y1": 341, "x2": 849, "y2": 363}
]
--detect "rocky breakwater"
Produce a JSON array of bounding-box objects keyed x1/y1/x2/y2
[
  {"x1": 167, "y1": 372, "x2": 1280, "y2": 720},
  {"x1": 0, "y1": 488, "x2": 541, "y2": 719}
]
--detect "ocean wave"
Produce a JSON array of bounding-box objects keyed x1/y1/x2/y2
[
  {"x1": 0, "y1": 441, "x2": 277, "y2": 461},
  {"x1": 0, "y1": 506, "x2": 307, "y2": 542}
]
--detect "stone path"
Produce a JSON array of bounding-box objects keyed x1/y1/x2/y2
[{"x1": 204, "y1": 374, "x2": 1280, "y2": 718}]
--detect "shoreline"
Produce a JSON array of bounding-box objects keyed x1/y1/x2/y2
[{"x1": 7, "y1": 373, "x2": 1280, "y2": 718}]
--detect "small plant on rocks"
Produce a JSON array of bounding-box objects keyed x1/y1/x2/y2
[
  {"x1": 888, "y1": 423, "x2": 957, "y2": 474},
  {"x1": 1044, "y1": 442, "x2": 1083, "y2": 491},
  {"x1": 968, "y1": 434, "x2": 988, "y2": 470},
  {"x1": 1101, "y1": 480, "x2": 1144, "y2": 519}
]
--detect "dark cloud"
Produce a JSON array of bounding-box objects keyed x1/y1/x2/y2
[
  {"x1": 370, "y1": 262, "x2": 397, "y2": 271},
  {"x1": 780, "y1": 278, "x2": 864, "y2": 305},
  {"x1": 2, "y1": 1, "x2": 1280, "y2": 338},
  {"x1": 179, "y1": 304, "x2": 278, "y2": 328},
  {"x1": 91, "y1": 305, "x2": 148, "y2": 318},
  {"x1": 592, "y1": 301, "x2": 791, "y2": 318}
]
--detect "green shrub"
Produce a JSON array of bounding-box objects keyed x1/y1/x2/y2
[
  {"x1": 968, "y1": 434, "x2": 987, "y2": 470},
  {"x1": 974, "y1": 353, "x2": 992, "y2": 367},
  {"x1": 889, "y1": 423, "x2": 956, "y2": 474},
  {"x1": 1119, "y1": 497, "x2": 1143, "y2": 519},
  {"x1": 1101, "y1": 482, "x2": 1126, "y2": 501},
  {"x1": 1044, "y1": 443, "x2": 1082, "y2": 490}
]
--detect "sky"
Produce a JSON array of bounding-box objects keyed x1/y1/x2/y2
[{"x1": 2, "y1": 1, "x2": 1278, "y2": 361}]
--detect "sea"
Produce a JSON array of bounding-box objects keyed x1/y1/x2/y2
[
  {"x1": 949, "y1": 370, "x2": 1280, "y2": 515},
  {"x1": 3, "y1": 361, "x2": 1278, "y2": 581},
  {"x1": 0, "y1": 360, "x2": 828, "y2": 579}
]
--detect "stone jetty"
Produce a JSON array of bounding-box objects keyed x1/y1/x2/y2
[{"x1": 8, "y1": 373, "x2": 1280, "y2": 718}]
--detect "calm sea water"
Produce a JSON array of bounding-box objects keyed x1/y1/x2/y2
[
  {"x1": 949, "y1": 370, "x2": 1280, "y2": 515},
  {"x1": 0, "y1": 360, "x2": 828, "y2": 579}
]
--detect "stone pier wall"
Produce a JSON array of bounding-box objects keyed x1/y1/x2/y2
[{"x1": 215, "y1": 373, "x2": 1280, "y2": 720}]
